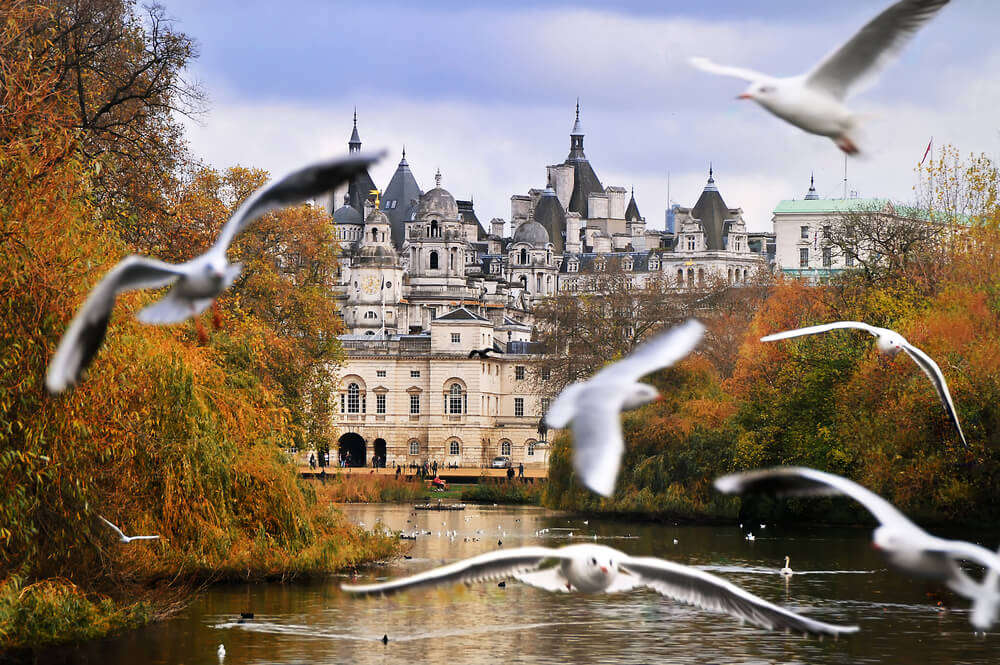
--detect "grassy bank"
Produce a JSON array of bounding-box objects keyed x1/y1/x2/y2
[
  {"x1": 461, "y1": 479, "x2": 545, "y2": 505},
  {"x1": 311, "y1": 474, "x2": 427, "y2": 503}
]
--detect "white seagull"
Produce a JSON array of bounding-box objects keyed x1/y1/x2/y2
[
  {"x1": 760, "y1": 321, "x2": 967, "y2": 448},
  {"x1": 715, "y1": 466, "x2": 1000, "y2": 630},
  {"x1": 544, "y1": 319, "x2": 706, "y2": 496},
  {"x1": 45, "y1": 151, "x2": 384, "y2": 394},
  {"x1": 689, "y1": 0, "x2": 950, "y2": 154},
  {"x1": 98, "y1": 516, "x2": 160, "y2": 544},
  {"x1": 342, "y1": 543, "x2": 857, "y2": 637},
  {"x1": 780, "y1": 556, "x2": 794, "y2": 577}
]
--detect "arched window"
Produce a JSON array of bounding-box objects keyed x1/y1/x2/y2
[
  {"x1": 677, "y1": 268, "x2": 684, "y2": 285},
  {"x1": 347, "y1": 383, "x2": 361, "y2": 413},
  {"x1": 449, "y1": 440, "x2": 460, "y2": 455},
  {"x1": 687, "y1": 268, "x2": 694, "y2": 285},
  {"x1": 429, "y1": 251, "x2": 439, "y2": 269},
  {"x1": 448, "y1": 383, "x2": 465, "y2": 414},
  {"x1": 364, "y1": 310, "x2": 378, "y2": 319},
  {"x1": 728, "y1": 267, "x2": 733, "y2": 283},
  {"x1": 520, "y1": 248, "x2": 527, "y2": 265},
  {"x1": 371, "y1": 228, "x2": 378, "y2": 242},
  {"x1": 536, "y1": 274, "x2": 542, "y2": 292},
  {"x1": 430, "y1": 220, "x2": 439, "y2": 237},
  {"x1": 501, "y1": 441, "x2": 511, "y2": 456},
  {"x1": 547, "y1": 275, "x2": 553, "y2": 294},
  {"x1": 546, "y1": 249, "x2": 552, "y2": 264},
  {"x1": 743, "y1": 268, "x2": 749, "y2": 282},
  {"x1": 409, "y1": 440, "x2": 420, "y2": 455}
]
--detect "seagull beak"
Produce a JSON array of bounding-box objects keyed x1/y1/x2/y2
[
  {"x1": 600, "y1": 566, "x2": 609, "y2": 574},
  {"x1": 737, "y1": 93, "x2": 753, "y2": 100}
]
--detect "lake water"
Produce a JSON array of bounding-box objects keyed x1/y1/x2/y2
[{"x1": 40, "y1": 503, "x2": 1000, "y2": 664}]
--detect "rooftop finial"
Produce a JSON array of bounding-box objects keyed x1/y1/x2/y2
[
  {"x1": 805, "y1": 171, "x2": 819, "y2": 199},
  {"x1": 435, "y1": 168, "x2": 442, "y2": 188},
  {"x1": 353, "y1": 107, "x2": 357, "y2": 127},
  {"x1": 704, "y1": 164, "x2": 718, "y2": 192},
  {"x1": 402, "y1": 145, "x2": 406, "y2": 159},
  {"x1": 349, "y1": 108, "x2": 361, "y2": 151},
  {"x1": 709, "y1": 163, "x2": 714, "y2": 181},
  {"x1": 571, "y1": 98, "x2": 584, "y2": 137}
]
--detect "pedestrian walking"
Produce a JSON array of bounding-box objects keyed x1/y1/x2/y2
[{"x1": 518, "y1": 462, "x2": 524, "y2": 479}]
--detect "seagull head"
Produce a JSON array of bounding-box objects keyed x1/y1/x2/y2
[
  {"x1": 738, "y1": 82, "x2": 778, "y2": 104},
  {"x1": 875, "y1": 333, "x2": 905, "y2": 356}
]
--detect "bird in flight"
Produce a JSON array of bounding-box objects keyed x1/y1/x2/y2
[
  {"x1": 46, "y1": 151, "x2": 384, "y2": 394},
  {"x1": 715, "y1": 466, "x2": 1000, "y2": 631},
  {"x1": 342, "y1": 543, "x2": 857, "y2": 637},
  {"x1": 98, "y1": 515, "x2": 161, "y2": 544},
  {"x1": 544, "y1": 320, "x2": 705, "y2": 496},
  {"x1": 760, "y1": 321, "x2": 967, "y2": 448},
  {"x1": 689, "y1": 0, "x2": 950, "y2": 154}
]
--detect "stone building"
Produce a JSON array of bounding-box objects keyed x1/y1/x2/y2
[{"x1": 329, "y1": 105, "x2": 769, "y2": 469}]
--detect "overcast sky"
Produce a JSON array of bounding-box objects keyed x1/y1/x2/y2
[{"x1": 163, "y1": 0, "x2": 1000, "y2": 232}]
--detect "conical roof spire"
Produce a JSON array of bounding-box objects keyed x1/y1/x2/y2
[
  {"x1": 349, "y1": 108, "x2": 361, "y2": 152},
  {"x1": 704, "y1": 164, "x2": 718, "y2": 192},
  {"x1": 571, "y1": 98, "x2": 583, "y2": 136},
  {"x1": 804, "y1": 172, "x2": 819, "y2": 200}
]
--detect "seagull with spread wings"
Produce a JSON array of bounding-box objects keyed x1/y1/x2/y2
[
  {"x1": 98, "y1": 515, "x2": 160, "y2": 544},
  {"x1": 760, "y1": 321, "x2": 967, "y2": 448},
  {"x1": 543, "y1": 320, "x2": 705, "y2": 497},
  {"x1": 715, "y1": 467, "x2": 1000, "y2": 630},
  {"x1": 343, "y1": 543, "x2": 857, "y2": 637},
  {"x1": 46, "y1": 151, "x2": 384, "y2": 394},
  {"x1": 689, "y1": 0, "x2": 950, "y2": 154}
]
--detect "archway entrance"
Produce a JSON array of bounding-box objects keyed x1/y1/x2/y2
[
  {"x1": 373, "y1": 438, "x2": 387, "y2": 468},
  {"x1": 338, "y1": 432, "x2": 366, "y2": 467}
]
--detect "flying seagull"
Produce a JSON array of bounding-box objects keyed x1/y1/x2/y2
[
  {"x1": 468, "y1": 347, "x2": 496, "y2": 359},
  {"x1": 714, "y1": 467, "x2": 1000, "y2": 630},
  {"x1": 544, "y1": 320, "x2": 705, "y2": 496},
  {"x1": 342, "y1": 543, "x2": 857, "y2": 637},
  {"x1": 46, "y1": 151, "x2": 384, "y2": 394},
  {"x1": 760, "y1": 321, "x2": 967, "y2": 448},
  {"x1": 689, "y1": 0, "x2": 950, "y2": 154},
  {"x1": 98, "y1": 515, "x2": 160, "y2": 544}
]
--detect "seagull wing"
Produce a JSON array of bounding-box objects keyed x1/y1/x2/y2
[
  {"x1": 592, "y1": 319, "x2": 706, "y2": 385},
  {"x1": 46, "y1": 256, "x2": 185, "y2": 394},
  {"x1": 688, "y1": 56, "x2": 770, "y2": 83},
  {"x1": 714, "y1": 466, "x2": 921, "y2": 536},
  {"x1": 128, "y1": 535, "x2": 161, "y2": 541},
  {"x1": 759, "y1": 321, "x2": 880, "y2": 343},
  {"x1": 513, "y1": 567, "x2": 571, "y2": 592},
  {"x1": 213, "y1": 151, "x2": 385, "y2": 253},
  {"x1": 341, "y1": 547, "x2": 562, "y2": 596},
  {"x1": 804, "y1": 0, "x2": 950, "y2": 100},
  {"x1": 621, "y1": 556, "x2": 858, "y2": 636},
  {"x1": 543, "y1": 382, "x2": 587, "y2": 429},
  {"x1": 898, "y1": 342, "x2": 968, "y2": 448},
  {"x1": 571, "y1": 393, "x2": 626, "y2": 498},
  {"x1": 98, "y1": 515, "x2": 128, "y2": 540}
]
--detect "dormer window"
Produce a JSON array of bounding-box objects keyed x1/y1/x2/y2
[
  {"x1": 686, "y1": 236, "x2": 696, "y2": 251},
  {"x1": 568, "y1": 260, "x2": 579, "y2": 273},
  {"x1": 649, "y1": 258, "x2": 659, "y2": 271},
  {"x1": 595, "y1": 260, "x2": 606, "y2": 271},
  {"x1": 490, "y1": 261, "x2": 500, "y2": 274},
  {"x1": 623, "y1": 258, "x2": 633, "y2": 271}
]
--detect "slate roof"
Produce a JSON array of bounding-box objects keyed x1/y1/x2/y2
[
  {"x1": 346, "y1": 113, "x2": 377, "y2": 214},
  {"x1": 457, "y1": 199, "x2": 489, "y2": 240},
  {"x1": 531, "y1": 186, "x2": 566, "y2": 251},
  {"x1": 691, "y1": 169, "x2": 732, "y2": 251},
  {"x1": 433, "y1": 306, "x2": 490, "y2": 322},
  {"x1": 625, "y1": 190, "x2": 642, "y2": 221},
  {"x1": 381, "y1": 149, "x2": 422, "y2": 248}
]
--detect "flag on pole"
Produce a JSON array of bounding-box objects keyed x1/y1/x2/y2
[{"x1": 920, "y1": 137, "x2": 933, "y2": 166}]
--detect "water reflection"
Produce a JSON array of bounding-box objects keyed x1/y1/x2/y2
[{"x1": 38, "y1": 504, "x2": 999, "y2": 664}]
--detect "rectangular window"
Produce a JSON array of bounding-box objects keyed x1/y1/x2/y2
[
  {"x1": 541, "y1": 398, "x2": 550, "y2": 414},
  {"x1": 514, "y1": 397, "x2": 524, "y2": 417},
  {"x1": 799, "y1": 247, "x2": 809, "y2": 268},
  {"x1": 451, "y1": 333, "x2": 461, "y2": 343},
  {"x1": 515, "y1": 366, "x2": 525, "y2": 380},
  {"x1": 410, "y1": 370, "x2": 421, "y2": 378},
  {"x1": 376, "y1": 369, "x2": 386, "y2": 378},
  {"x1": 822, "y1": 247, "x2": 832, "y2": 267},
  {"x1": 846, "y1": 252, "x2": 855, "y2": 267},
  {"x1": 409, "y1": 441, "x2": 419, "y2": 455},
  {"x1": 686, "y1": 236, "x2": 695, "y2": 251},
  {"x1": 822, "y1": 225, "x2": 831, "y2": 239},
  {"x1": 540, "y1": 367, "x2": 551, "y2": 380},
  {"x1": 800, "y1": 225, "x2": 809, "y2": 240},
  {"x1": 409, "y1": 394, "x2": 420, "y2": 414},
  {"x1": 376, "y1": 393, "x2": 386, "y2": 414}
]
